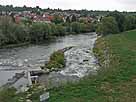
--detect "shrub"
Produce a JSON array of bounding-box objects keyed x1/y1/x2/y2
[
  {"x1": 0, "y1": 88, "x2": 16, "y2": 102},
  {"x1": 46, "y1": 51, "x2": 65, "y2": 70},
  {"x1": 96, "y1": 16, "x2": 119, "y2": 35}
]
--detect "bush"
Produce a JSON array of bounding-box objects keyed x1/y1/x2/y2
[
  {"x1": 96, "y1": 16, "x2": 119, "y2": 35},
  {"x1": 124, "y1": 15, "x2": 136, "y2": 31},
  {"x1": 71, "y1": 22, "x2": 81, "y2": 33},
  {"x1": 0, "y1": 16, "x2": 29, "y2": 46},
  {"x1": 45, "y1": 50, "x2": 65, "y2": 70},
  {"x1": 0, "y1": 88, "x2": 16, "y2": 102},
  {"x1": 108, "y1": 11, "x2": 125, "y2": 32},
  {"x1": 0, "y1": 16, "x2": 96, "y2": 46},
  {"x1": 55, "y1": 24, "x2": 66, "y2": 36}
]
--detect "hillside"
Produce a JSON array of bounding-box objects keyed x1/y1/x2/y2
[{"x1": 50, "y1": 30, "x2": 136, "y2": 102}]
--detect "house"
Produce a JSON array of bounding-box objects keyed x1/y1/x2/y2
[
  {"x1": 79, "y1": 17, "x2": 94, "y2": 23},
  {"x1": 33, "y1": 14, "x2": 53, "y2": 23}
]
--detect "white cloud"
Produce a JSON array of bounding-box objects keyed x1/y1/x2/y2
[
  {"x1": 0, "y1": 0, "x2": 135, "y2": 11},
  {"x1": 118, "y1": 0, "x2": 136, "y2": 4}
]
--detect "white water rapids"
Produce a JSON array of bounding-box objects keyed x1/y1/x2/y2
[
  {"x1": 0, "y1": 32, "x2": 99, "y2": 88},
  {"x1": 60, "y1": 41, "x2": 98, "y2": 78}
]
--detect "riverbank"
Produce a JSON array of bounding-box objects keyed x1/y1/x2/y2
[
  {"x1": 0, "y1": 42, "x2": 30, "y2": 49},
  {"x1": 0, "y1": 32, "x2": 93, "y2": 49},
  {"x1": 49, "y1": 30, "x2": 136, "y2": 102},
  {"x1": 1, "y1": 30, "x2": 136, "y2": 101},
  {"x1": 2, "y1": 30, "x2": 136, "y2": 101},
  {"x1": 0, "y1": 33, "x2": 98, "y2": 102},
  {"x1": 0, "y1": 16, "x2": 95, "y2": 48}
]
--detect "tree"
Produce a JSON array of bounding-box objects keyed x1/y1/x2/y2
[
  {"x1": 75, "y1": 22, "x2": 96, "y2": 33},
  {"x1": 108, "y1": 11, "x2": 125, "y2": 32},
  {"x1": 0, "y1": 30, "x2": 6, "y2": 46},
  {"x1": 124, "y1": 15, "x2": 136, "y2": 31},
  {"x1": 71, "y1": 15, "x2": 77, "y2": 22},
  {"x1": 0, "y1": 16, "x2": 29, "y2": 45},
  {"x1": 12, "y1": 24, "x2": 29, "y2": 43},
  {"x1": 71, "y1": 22, "x2": 81, "y2": 33},
  {"x1": 30, "y1": 23, "x2": 44, "y2": 42},
  {"x1": 50, "y1": 23, "x2": 57, "y2": 36},
  {"x1": 23, "y1": 5, "x2": 27, "y2": 8},
  {"x1": 51, "y1": 15, "x2": 64, "y2": 24},
  {"x1": 96, "y1": 16, "x2": 119, "y2": 35},
  {"x1": 56, "y1": 24, "x2": 66, "y2": 36},
  {"x1": 30, "y1": 23, "x2": 53, "y2": 43},
  {"x1": 66, "y1": 16, "x2": 71, "y2": 23},
  {"x1": 0, "y1": 88, "x2": 16, "y2": 102}
]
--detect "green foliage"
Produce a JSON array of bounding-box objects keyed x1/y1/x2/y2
[
  {"x1": 71, "y1": 15, "x2": 77, "y2": 22},
  {"x1": 124, "y1": 15, "x2": 136, "y2": 31},
  {"x1": 51, "y1": 15, "x2": 64, "y2": 24},
  {"x1": 71, "y1": 22, "x2": 81, "y2": 33},
  {"x1": 0, "y1": 30, "x2": 6, "y2": 46},
  {"x1": 46, "y1": 50, "x2": 65, "y2": 70},
  {"x1": 0, "y1": 14, "x2": 98, "y2": 47},
  {"x1": 108, "y1": 11, "x2": 125, "y2": 32},
  {"x1": 29, "y1": 22, "x2": 52, "y2": 42},
  {"x1": 70, "y1": 22, "x2": 91, "y2": 33},
  {"x1": 97, "y1": 11, "x2": 136, "y2": 35},
  {"x1": 55, "y1": 24, "x2": 66, "y2": 36},
  {"x1": 80, "y1": 23, "x2": 95, "y2": 32},
  {"x1": 96, "y1": 16, "x2": 119, "y2": 35},
  {"x1": 50, "y1": 30, "x2": 136, "y2": 102},
  {"x1": 0, "y1": 85, "x2": 46, "y2": 102},
  {"x1": 21, "y1": 17, "x2": 32, "y2": 25},
  {"x1": 66, "y1": 16, "x2": 71, "y2": 23},
  {"x1": 0, "y1": 16, "x2": 29, "y2": 45},
  {"x1": 49, "y1": 23, "x2": 57, "y2": 35},
  {"x1": 0, "y1": 88, "x2": 16, "y2": 102}
]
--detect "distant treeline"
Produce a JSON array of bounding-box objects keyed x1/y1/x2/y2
[
  {"x1": 0, "y1": 5, "x2": 109, "y2": 16},
  {"x1": 0, "y1": 16, "x2": 95, "y2": 46},
  {"x1": 96, "y1": 11, "x2": 136, "y2": 35},
  {"x1": 0, "y1": 5, "x2": 136, "y2": 47},
  {"x1": 0, "y1": 5, "x2": 136, "y2": 17}
]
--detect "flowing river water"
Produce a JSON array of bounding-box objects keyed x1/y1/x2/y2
[{"x1": 0, "y1": 32, "x2": 99, "y2": 88}]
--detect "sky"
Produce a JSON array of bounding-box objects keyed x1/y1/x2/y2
[{"x1": 1, "y1": 0, "x2": 136, "y2": 11}]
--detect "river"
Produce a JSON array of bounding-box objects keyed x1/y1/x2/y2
[{"x1": 0, "y1": 32, "x2": 99, "y2": 88}]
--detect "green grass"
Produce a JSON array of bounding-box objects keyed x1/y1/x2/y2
[
  {"x1": 0, "y1": 85, "x2": 46, "y2": 102},
  {"x1": 0, "y1": 88, "x2": 16, "y2": 102},
  {"x1": 49, "y1": 30, "x2": 136, "y2": 102}
]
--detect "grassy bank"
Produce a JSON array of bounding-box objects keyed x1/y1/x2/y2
[
  {"x1": 49, "y1": 30, "x2": 136, "y2": 102},
  {"x1": 0, "y1": 85, "x2": 46, "y2": 102}
]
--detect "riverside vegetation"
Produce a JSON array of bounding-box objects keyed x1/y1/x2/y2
[
  {"x1": 1, "y1": 30, "x2": 136, "y2": 102},
  {"x1": 0, "y1": 11, "x2": 136, "y2": 47},
  {"x1": 42, "y1": 50, "x2": 65, "y2": 71},
  {"x1": 0, "y1": 16, "x2": 95, "y2": 47},
  {"x1": 0, "y1": 84, "x2": 46, "y2": 102},
  {"x1": 49, "y1": 30, "x2": 136, "y2": 102},
  {"x1": 0, "y1": 10, "x2": 136, "y2": 102}
]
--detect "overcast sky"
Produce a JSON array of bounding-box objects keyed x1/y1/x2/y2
[{"x1": 1, "y1": 0, "x2": 136, "y2": 11}]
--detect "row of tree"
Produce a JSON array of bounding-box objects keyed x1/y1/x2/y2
[
  {"x1": 0, "y1": 16, "x2": 95, "y2": 46},
  {"x1": 1, "y1": 11, "x2": 135, "y2": 46},
  {"x1": 96, "y1": 11, "x2": 136, "y2": 35}
]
